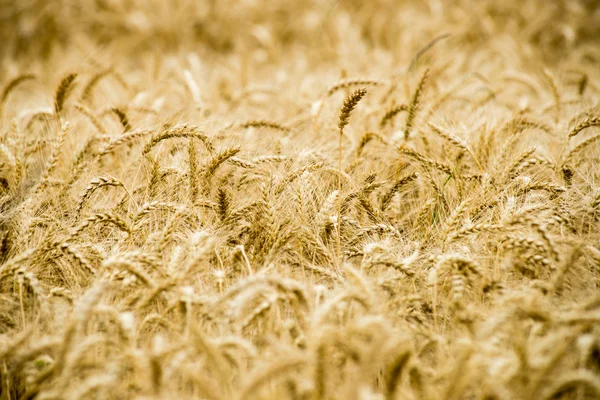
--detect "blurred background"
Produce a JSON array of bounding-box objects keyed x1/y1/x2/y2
[{"x1": 1, "y1": 0, "x2": 599, "y2": 65}]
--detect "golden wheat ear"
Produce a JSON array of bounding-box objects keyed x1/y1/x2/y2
[
  {"x1": 405, "y1": 68, "x2": 429, "y2": 139},
  {"x1": 0, "y1": 74, "x2": 36, "y2": 116},
  {"x1": 338, "y1": 88, "x2": 368, "y2": 135},
  {"x1": 54, "y1": 73, "x2": 78, "y2": 115}
]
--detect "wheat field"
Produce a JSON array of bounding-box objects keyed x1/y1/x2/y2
[{"x1": 1, "y1": 1, "x2": 600, "y2": 399}]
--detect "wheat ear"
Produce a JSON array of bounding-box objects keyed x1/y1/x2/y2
[{"x1": 54, "y1": 73, "x2": 78, "y2": 115}]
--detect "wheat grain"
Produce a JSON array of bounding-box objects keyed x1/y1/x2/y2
[
  {"x1": 568, "y1": 116, "x2": 600, "y2": 138},
  {"x1": 76, "y1": 176, "x2": 126, "y2": 215}
]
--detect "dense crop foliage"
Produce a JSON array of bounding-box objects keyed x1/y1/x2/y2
[{"x1": 1, "y1": 1, "x2": 600, "y2": 399}]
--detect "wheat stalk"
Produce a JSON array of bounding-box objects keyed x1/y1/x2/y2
[{"x1": 336, "y1": 88, "x2": 367, "y2": 261}]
